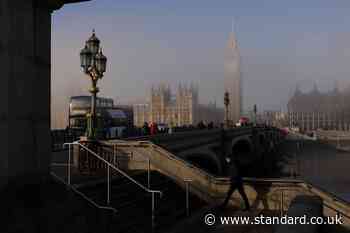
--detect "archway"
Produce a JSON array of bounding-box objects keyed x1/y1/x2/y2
[
  {"x1": 183, "y1": 153, "x2": 222, "y2": 175},
  {"x1": 232, "y1": 139, "x2": 253, "y2": 160}
]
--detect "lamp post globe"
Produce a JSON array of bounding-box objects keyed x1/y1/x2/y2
[
  {"x1": 86, "y1": 29, "x2": 100, "y2": 55},
  {"x1": 95, "y1": 48, "x2": 107, "y2": 75},
  {"x1": 80, "y1": 45, "x2": 92, "y2": 73}
]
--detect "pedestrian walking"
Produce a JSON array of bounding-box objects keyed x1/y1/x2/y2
[{"x1": 221, "y1": 157, "x2": 250, "y2": 211}]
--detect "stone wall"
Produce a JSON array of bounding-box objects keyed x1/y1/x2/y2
[
  {"x1": 0, "y1": 0, "x2": 90, "y2": 190},
  {"x1": 0, "y1": 0, "x2": 52, "y2": 189}
]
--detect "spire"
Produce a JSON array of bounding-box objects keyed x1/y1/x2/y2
[
  {"x1": 294, "y1": 83, "x2": 302, "y2": 96},
  {"x1": 158, "y1": 83, "x2": 161, "y2": 94},
  {"x1": 190, "y1": 81, "x2": 195, "y2": 92},
  {"x1": 333, "y1": 80, "x2": 339, "y2": 94},
  {"x1": 178, "y1": 82, "x2": 183, "y2": 95},
  {"x1": 312, "y1": 82, "x2": 319, "y2": 94},
  {"x1": 227, "y1": 18, "x2": 238, "y2": 50},
  {"x1": 160, "y1": 81, "x2": 166, "y2": 92}
]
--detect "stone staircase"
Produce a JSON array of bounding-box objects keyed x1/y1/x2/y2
[{"x1": 74, "y1": 170, "x2": 206, "y2": 233}]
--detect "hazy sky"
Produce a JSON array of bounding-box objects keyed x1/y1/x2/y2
[{"x1": 51, "y1": 0, "x2": 350, "y2": 128}]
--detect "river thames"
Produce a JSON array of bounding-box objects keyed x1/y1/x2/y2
[{"x1": 283, "y1": 140, "x2": 350, "y2": 202}]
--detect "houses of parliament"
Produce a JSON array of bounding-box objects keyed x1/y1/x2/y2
[
  {"x1": 133, "y1": 30, "x2": 240, "y2": 127},
  {"x1": 133, "y1": 83, "x2": 223, "y2": 127},
  {"x1": 288, "y1": 83, "x2": 350, "y2": 131}
]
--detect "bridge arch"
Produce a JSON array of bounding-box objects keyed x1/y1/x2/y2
[
  {"x1": 181, "y1": 151, "x2": 222, "y2": 175},
  {"x1": 259, "y1": 133, "x2": 266, "y2": 146},
  {"x1": 231, "y1": 136, "x2": 253, "y2": 161}
]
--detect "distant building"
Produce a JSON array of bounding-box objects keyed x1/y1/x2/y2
[
  {"x1": 133, "y1": 104, "x2": 150, "y2": 127},
  {"x1": 224, "y1": 30, "x2": 242, "y2": 124},
  {"x1": 287, "y1": 84, "x2": 350, "y2": 131},
  {"x1": 260, "y1": 110, "x2": 288, "y2": 127},
  {"x1": 197, "y1": 102, "x2": 224, "y2": 125},
  {"x1": 133, "y1": 83, "x2": 224, "y2": 127}
]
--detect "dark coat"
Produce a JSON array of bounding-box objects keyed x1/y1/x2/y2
[{"x1": 228, "y1": 160, "x2": 243, "y2": 183}]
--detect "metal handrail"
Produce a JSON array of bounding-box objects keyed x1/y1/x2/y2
[
  {"x1": 65, "y1": 141, "x2": 162, "y2": 196},
  {"x1": 69, "y1": 141, "x2": 163, "y2": 229},
  {"x1": 51, "y1": 162, "x2": 75, "y2": 167},
  {"x1": 50, "y1": 171, "x2": 117, "y2": 213},
  {"x1": 119, "y1": 142, "x2": 195, "y2": 217},
  {"x1": 104, "y1": 144, "x2": 152, "y2": 189}
]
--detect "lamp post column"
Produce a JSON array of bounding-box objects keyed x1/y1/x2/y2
[
  {"x1": 88, "y1": 78, "x2": 99, "y2": 139},
  {"x1": 224, "y1": 91, "x2": 230, "y2": 129},
  {"x1": 253, "y1": 104, "x2": 257, "y2": 126}
]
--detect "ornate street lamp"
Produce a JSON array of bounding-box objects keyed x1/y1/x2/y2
[
  {"x1": 224, "y1": 91, "x2": 230, "y2": 128},
  {"x1": 253, "y1": 104, "x2": 257, "y2": 126},
  {"x1": 80, "y1": 30, "x2": 107, "y2": 140}
]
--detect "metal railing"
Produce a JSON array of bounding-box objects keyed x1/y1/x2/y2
[
  {"x1": 184, "y1": 178, "x2": 193, "y2": 217},
  {"x1": 104, "y1": 142, "x2": 197, "y2": 217},
  {"x1": 64, "y1": 141, "x2": 163, "y2": 230},
  {"x1": 50, "y1": 171, "x2": 117, "y2": 214},
  {"x1": 99, "y1": 143, "x2": 152, "y2": 189}
]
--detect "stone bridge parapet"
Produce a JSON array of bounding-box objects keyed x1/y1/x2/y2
[{"x1": 123, "y1": 126, "x2": 284, "y2": 175}]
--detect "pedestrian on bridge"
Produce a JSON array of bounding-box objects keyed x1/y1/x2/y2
[{"x1": 221, "y1": 157, "x2": 250, "y2": 211}]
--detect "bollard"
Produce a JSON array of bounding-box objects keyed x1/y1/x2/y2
[
  {"x1": 151, "y1": 192, "x2": 155, "y2": 231},
  {"x1": 184, "y1": 179, "x2": 193, "y2": 217},
  {"x1": 113, "y1": 144, "x2": 117, "y2": 167},
  {"x1": 280, "y1": 190, "x2": 284, "y2": 217},
  {"x1": 107, "y1": 165, "x2": 110, "y2": 205},
  {"x1": 148, "y1": 159, "x2": 151, "y2": 189},
  {"x1": 68, "y1": 144, "x2": 71, "y2": 185}
]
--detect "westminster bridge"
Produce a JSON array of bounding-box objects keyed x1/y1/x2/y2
[{"x1": 52, "y1": 126, "x2": 284, "y2": 176}]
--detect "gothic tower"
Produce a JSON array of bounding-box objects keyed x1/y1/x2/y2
[{"x1": 224, "y1": 29, "x2": 241, "y2": 124}]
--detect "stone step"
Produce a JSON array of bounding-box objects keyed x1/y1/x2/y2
[{"x1": 57, "y1": 170, "x2": 207, "y2": 233}]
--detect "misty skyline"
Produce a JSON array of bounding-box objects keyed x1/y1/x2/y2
[{"x1": 52, "y1": 0, "x2": 350, "y2": 128}]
